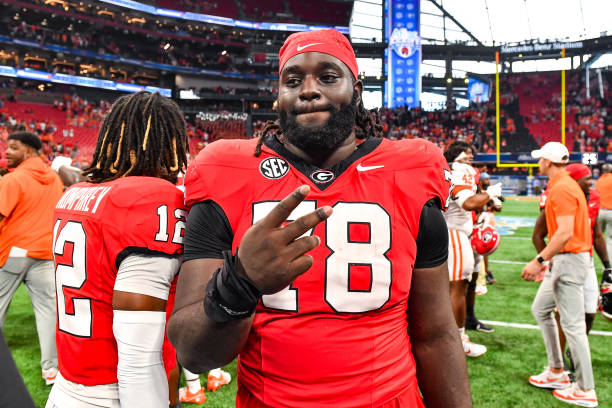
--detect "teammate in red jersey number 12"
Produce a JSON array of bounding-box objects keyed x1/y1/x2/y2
[
  {"x1": 168, "y1": 29, "x2": 472, "y2": 407},
  {"x1": 46, "y1": 92, "x2": 189, "y2": 408}
]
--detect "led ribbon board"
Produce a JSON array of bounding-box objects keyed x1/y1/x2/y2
[
  {"x1": 99, "y1": 0, "x2": 349, "y2": 33},
  {"x1": 0, "y1": 65, "x2": 172, "y2": 97}
]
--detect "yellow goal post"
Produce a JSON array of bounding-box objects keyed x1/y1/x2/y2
[{"x1": 494, "y1": 49, "x2": 567, "y2": 169}]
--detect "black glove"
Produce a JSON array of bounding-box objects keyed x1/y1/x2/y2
[{"x1": 601, "y1": 268, "x2": 612, "y2": 288}]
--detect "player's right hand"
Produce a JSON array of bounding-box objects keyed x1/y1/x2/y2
[{"x1": 237, "y1": 185, "x2": 332, "y2": 295}]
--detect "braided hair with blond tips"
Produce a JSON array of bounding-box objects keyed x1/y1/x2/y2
[
  {"x1": 253, "y1": 95, "x2": 383, "y2": 157},
  {"x1": 82, "y1": 91, "x2": 189, "y2": 184}
]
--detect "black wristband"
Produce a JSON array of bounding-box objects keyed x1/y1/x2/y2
[
  {"x1": 204, "y1": 250, "x2": 262, "y2": 324},
  {"x1": 603, "y1": 260, "x2": 611, "y2": 269}
]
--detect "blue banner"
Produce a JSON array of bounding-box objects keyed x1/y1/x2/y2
[
  {"x1": 385, "y1": 0, "x2": 420, "y2": 108},
  {"x1": 99, "y1": 0, "x2": 349, "y2": 34},
  {"x1": 0, "y1": 65, "x2": 171, "y2": 97}
]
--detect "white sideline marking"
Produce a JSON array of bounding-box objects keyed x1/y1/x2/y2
[
  {"x1": 481, "y1": 320, "x2": 612, "y2": 337},
  {"x1": 488, "y1": 260, "x2": 525, "y2": 265}
]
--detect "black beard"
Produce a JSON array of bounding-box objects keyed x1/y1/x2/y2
[{"x1": 279, "y1": 92, "x2": 358, "y2": 156}]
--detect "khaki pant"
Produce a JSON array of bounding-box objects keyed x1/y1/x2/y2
[
  {"x1": 531, "y1": 252, "x2": 595, "y2": 390},
  {"x1": 0, "y1": 257, "x2": 57, "y2": 371}
]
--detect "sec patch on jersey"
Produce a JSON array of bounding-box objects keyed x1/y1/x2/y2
[{"x1": 259, "y1": 157, "x2": 290, "y2": 179}]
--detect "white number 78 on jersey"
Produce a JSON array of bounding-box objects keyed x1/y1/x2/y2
[{"x1": 252, "y1": 200, "x2": 392, "y2": 314}]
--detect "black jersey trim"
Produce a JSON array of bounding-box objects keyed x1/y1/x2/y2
[
  {"x1": 263, "y1": 135, "x2": 382, "y2": 191},
  {"x1": 115, "y1": 247, "x2": 180, "y2": 270}
]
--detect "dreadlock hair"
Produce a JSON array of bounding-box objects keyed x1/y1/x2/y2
[
  {"x1": 253, "y1": 89, "x2": 384, "y2": 157},
  {"x1": 82, "y1": 91, "x2": 189, "y2": 184},
  {"x1": 444, "y1": 140, "x2": 474, "y2": 164}
]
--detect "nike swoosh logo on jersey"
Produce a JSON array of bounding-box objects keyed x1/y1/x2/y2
[
  {"x1": 297, "y1": 43, "x2": 323, "y2": 51},
  {"x1": 356, "y1": 164, "x2": 384, "y2": 172}
]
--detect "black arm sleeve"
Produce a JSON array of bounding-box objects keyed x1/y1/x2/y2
[
  {"x1": 413, "y1": 198, "x2": 449, "y2": 269},
  {"x1": 183, "y1": 200, "x2": 234, "y2": 261}
]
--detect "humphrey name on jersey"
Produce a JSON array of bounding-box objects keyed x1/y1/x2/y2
[{"x1": 55, "y1": 186, "x2": 112, "y2": 214}]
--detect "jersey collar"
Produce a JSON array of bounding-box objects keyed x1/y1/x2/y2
[{"x1": 263, "y1": 135, "x2": 382, "y2": 191}]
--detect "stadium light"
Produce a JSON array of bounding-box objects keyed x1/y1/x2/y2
[
  {"x1": 446, "y1": 77, "x2": 452, "y2": 84},
  {"x1": 163, "y1": 43, "x2": 171, "y2": 50}
]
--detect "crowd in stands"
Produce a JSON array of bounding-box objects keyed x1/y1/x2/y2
[
  {"x1": 0, "y1": 93, "x2": 111, "y2": 167},
  {"x1": 4, "y1": 18, "x2": 274, "y2": 79},
  {"x1": 1, "y1": 2, "x2": 280, "y2": 83},
  {"x1": 187, "y1": 114, "x2": 248, "y2": 148},
  {"x1": 1, "y1": 0, "x2": 354, "y2": 82},
  {"x1": 1, "y1": 67, "x2": 611, "y2": 176},
  {"x1": 509, "y1": 71, "x2": 612, "y2": 153},
  {"x1": 567, "y1": 71, "x2": 612, "y2": 153}
]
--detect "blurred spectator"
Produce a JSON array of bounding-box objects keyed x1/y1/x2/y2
[{"x1": 0, "y1": 131, "x2": 63, "y2": 386}]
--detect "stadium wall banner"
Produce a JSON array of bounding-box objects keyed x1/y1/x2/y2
[
  {"x1": 384, "y1": 0, "x2": 421, "y2": 108},
  {"x1": 0, "y1": 65, "x2": 171, "y2": 97},
  {"x1": 99, "y1": 0, "x2": 349, "y2": 33}
]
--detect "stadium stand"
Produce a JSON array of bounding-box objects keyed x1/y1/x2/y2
[{"x1": 155, "y1": 0, "x2": 237, "y2": 19}]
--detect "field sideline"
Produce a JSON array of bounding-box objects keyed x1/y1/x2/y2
[{"x1": 4, "y1": 198, "x2": 611, "y2": 407}]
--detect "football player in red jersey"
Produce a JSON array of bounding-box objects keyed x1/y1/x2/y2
[
  {"x1": 532, "y1": 163, "x2": 610, "y2": 369},
  {"x1": 46, "y1": 91, "x2": 189, "y2": 408},
  {"x1": 168, "y1": 29, "x2": 471, "y2": 407}
]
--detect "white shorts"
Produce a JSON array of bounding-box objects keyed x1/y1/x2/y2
[
  {"x1": 448, "y1": 229, "x2": 475, "y2": 281},
  {"x1": 584, "y1": 256, "x2": 598, "y2": 314},
  {"x1": 46, "y1": 372, "x2": 120, "y2": 408}
]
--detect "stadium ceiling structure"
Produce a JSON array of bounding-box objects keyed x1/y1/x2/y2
[
  {"x1": 350, "y1": 0, "x2": 612, "y2": 108},
  {"x1": 352, "y1": 0, "x2": 612, "y2": 74},
  {"x1": 421, "y1": 0, "x2": 611, "y2": 46}
]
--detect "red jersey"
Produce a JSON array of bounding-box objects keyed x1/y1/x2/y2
[
  {"x1": 540, "y1": 187, "x2": 599, "y2": 233},
  {"x1": 53, "y1": 177, "x2": 186, "y2": 386},
  {"x1": 587, "y1": 188, "x2": 600, "y2": 230},
  {"x1": 185, "y1": 137, "x2": 450, "y2": 408}
]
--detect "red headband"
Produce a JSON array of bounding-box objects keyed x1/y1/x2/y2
[
  {"x1": 566, "y1": 163, "x2": 591, "y2": 180},
  {"x1": 278, "y1": 29, "x2": 359, "y2": 80}
]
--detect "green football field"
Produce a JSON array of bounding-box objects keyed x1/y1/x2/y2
[{"x1": 4, "y1": 198, "x2": 611, "y2": 407}]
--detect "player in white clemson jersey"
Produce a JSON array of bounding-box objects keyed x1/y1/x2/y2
[{"x1": 443, "y1": 141, "x2": 503, "y2": 357}]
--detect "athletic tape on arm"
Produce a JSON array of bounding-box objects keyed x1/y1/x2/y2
[{"x1": 113, "y1": 310, "x2": 168, "y2": 408}]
